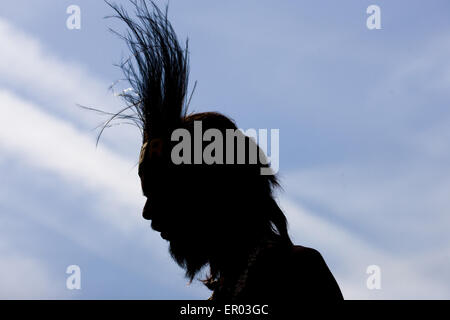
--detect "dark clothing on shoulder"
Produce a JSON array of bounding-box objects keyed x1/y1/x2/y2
[{"x1": 209, "y1": 243, "x2": 343, "y2": 301}]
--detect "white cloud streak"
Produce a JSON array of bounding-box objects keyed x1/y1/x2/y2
[
  {"x1": 0, "y1": 18, "x2": 115, "y2": 121},
  {"x1": 280, "y1": 196, "x2": 450, "y2": 299}
]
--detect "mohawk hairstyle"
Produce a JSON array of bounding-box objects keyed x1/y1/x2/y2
[{"x1": 100, "y1": 0, "x2": 194, "y2": 143}]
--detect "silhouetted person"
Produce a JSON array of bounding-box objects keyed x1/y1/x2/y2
[{"x1": 101, "y1": 0, "x2": 343, "y2": 301}]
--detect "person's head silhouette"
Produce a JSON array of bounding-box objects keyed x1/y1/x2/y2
[
  {"x1": 138, "y1": 111, "x2": 292, "y2": 286},
  {"x1": 98, "y1": 0, "x2": 343, "y2": 301}
]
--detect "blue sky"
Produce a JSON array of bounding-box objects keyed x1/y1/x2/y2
[{"x1": 1, "y1": 0, "x2": 450, "y2": 299}]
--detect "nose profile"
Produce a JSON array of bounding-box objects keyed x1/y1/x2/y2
[
  {"x1": 142, "y1": 199, "x2": 152, "y2": 220},
  {"x1": 143, "y1": 199, "x2": 168, "y2": 237}
]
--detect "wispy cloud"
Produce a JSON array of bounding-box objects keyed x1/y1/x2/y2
[
  {"x1": 281, "y1": 195, "x2": 450, "y2": 299},
  {"x1": 0, "y1": 89, "x2": 141, "y2": 229},
  {"x1": 278, "y1": 27, "x2": 450, "y2": 299},
  {"x1": 0, "y1": 17, "x2": 140, "y2": 158}
]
